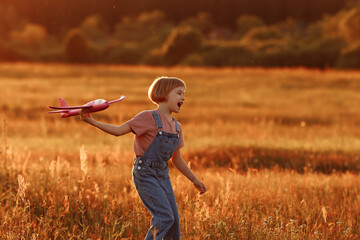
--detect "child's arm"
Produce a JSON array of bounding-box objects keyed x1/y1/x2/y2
[
  {"x1": 172, "y1": 149, "x2": 207, "y2": 194},
  {"x1": 80, "y1": 110, "x2": 132, "y2": 136}
]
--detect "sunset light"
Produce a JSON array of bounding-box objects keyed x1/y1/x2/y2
[{"x1": 1, "y1": 0, "x2": 360, "y2": 239}]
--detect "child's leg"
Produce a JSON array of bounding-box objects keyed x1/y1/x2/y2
[
  {"x1": 133, "y1": 173, "x2": 175, "y2": 240},
  {"x1": 162, "y1": 177, "x2": 181, "y2": 240}
]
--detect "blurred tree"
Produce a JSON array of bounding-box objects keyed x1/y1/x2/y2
[
  {"x1": 114, "y1": 10, "x2": 173, "y2": 47},
  {"x1": 299, "y1": 37, "x2": 345, "y2": 68},
  {"x1": 276, "y1": 18, "x2": 305, "y2": 40},
  {"x1": 10, "y1": 23, "x2": 48, "y2": 50},
  {"x1": 198, "y1": 41, "x2": 254, "y2": 67},
  {"x1": 304, "y1": 21, "x2": 323, "y2": 42},
  {"x1": 344, "y1": 0, "x2": 360, "y2": 10},
  {"x1": 0, "y1": 0, "x2": 348, "y2": 33},
  {"x1": 111, "y1": 10, "x2": 174, "y2": 64},
  {"x1": 63, "y1": 29, "x2": 97, "y2": 63},
  {"x1": 0, "y1": 0, "x2": 357, "y2": 68},
  {"x1": 80, "y1": 14, "x2": 109, "y2": 43},
  {"x1": 179, "y1": 12, "x2": 215, "y2": 35},
  {"x1": 180, "y1": 53, "x2": 204, "y2": 66},
  {"x1": 115, "y1": 10, "x2": 164, "y2": 41},
  {"x1": 0, "y1": 41, "x2": 27, "y2": 61},
  {"x1": 137, "y1": 9, "x2": 166, "y2": 24},
  {"x1": 102, "y1": 41, "x2": 143, "y2": 64},
  {"x1": 242, "y1": 26, "x2": 283, "y2": 41},
  {"x1": 142, "y1": 48, "x2": 165, "y2": 66},
  {"x1": 236, "y1": 14, "x2": 265, "y2": 38},
  {"x1": 161, "y1": 25, "x2": 202, "y2": 65},
  {"x1": 320, "y1": 3, "x2": 360, "y2": 44},
  {"x1": 252, "y1": 40, "x2": 298, "y2": 67},
  {"x1": 336, "y1": 41, "x2": 360, "y2": 68},
  {"x1": 338, "y1": 8, "x2": 360, "y2": 42}
]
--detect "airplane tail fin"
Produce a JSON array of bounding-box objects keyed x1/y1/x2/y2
[
  {"x1": 59, "y1": 98, "x2": 68, "y2": 107},
  {"x1": 59, "y1": 98, "x2": 69, "y2": 117}
]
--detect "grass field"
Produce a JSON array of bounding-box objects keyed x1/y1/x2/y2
[{"x1": 1, "y1": 63, "x2": 360, "y2": 239}]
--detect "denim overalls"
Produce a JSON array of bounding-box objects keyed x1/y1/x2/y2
[{"x1": 132, "y1": 111, "x2": 181, "y2": 240}]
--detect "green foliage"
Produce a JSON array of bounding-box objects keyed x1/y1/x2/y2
[
  {"x1": 318, "y1": 4, "x2": 360, "y2": 43},
  {"x1": 248, "y1": 37, "x2": 345, "y2": 68},
  {"x1": 0, "y1": 41, "x2": 27, "y2": 61},
  {"x1": 180, "y1": 53, "x2": 205, "y2": 66},
  {"x1": 299, "y1": 37, "x2": 345, "y2": 68},
  {"x1": 63, "y1": 29, "x2": 98, "y2": 63},
  {"x1": 32, "y1": 46, "x2": 65, "y2": 62},
  {"x1": 179, "y1": 12, "x2": 215, "y2": 35},
  {"x1": 198, "y1": 41, "x2": 254, "y2": 67},
  {"x1": 102, "y1": 42, "x2": 143, "y2": 64},
  {"x1": 276, "y1": 18, "x2": 305, "y2": 40},
  {"x1": 0, "y1": 2, "x2": 359, "y2": 68},
  {"x1": 250, "y1": 39, "x2": 301, "y2": 67},
  {"x1": 305, "y1": 22, "x2": 324, "y2": 42},
  {"x1": 114, "y1": 10, "x2": 173, "y2": 48},
  {"x1": 10, "y1": 23, "x2": 48, "y2": 50},
  {"x1": 336, "y1": 41, "x2": 360, "y2": 68},
  {"x1": 137, "y1": 9, "x2": 166, "y2": 25},
  {"x1": 161, "y1": 26, "x2": 203, "y2": 65},
  {"x1": 80, "y1": 14, "x2": 109, "y2": 43},
  {"x1": 236, "y1": 15, "x2": 265, "y2": 38},
  {"x1": 299, "y1": 38, "x2": 342, "y2": 68},
  {"x1": 142, "y1": 48, "x2": 165, "y2": 66},
  {"x1": 243, "y1": 26, "x2": 284, "y2": 41},
  {"x1": 3, "y1": 0, "x2": 349, "y2": 32},
  {"x1": 339, "y1": 7, "x2": 360, "y2": 42}
]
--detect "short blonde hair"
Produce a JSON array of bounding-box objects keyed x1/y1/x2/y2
[{"x1": 148, "y1": 77, "x2": 186, "y2": 104}]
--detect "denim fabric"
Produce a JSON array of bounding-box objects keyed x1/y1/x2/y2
[{"x1": 133, "y1": 111, "x2": 180, "y2": 240}]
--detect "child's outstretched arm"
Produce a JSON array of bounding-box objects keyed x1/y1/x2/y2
[
  {"x1": 80, "y1": 109, "x2": 132, "y2": 136},
  {"x1": 172, "y1": 149, "x2": 207, "y2": 194}
]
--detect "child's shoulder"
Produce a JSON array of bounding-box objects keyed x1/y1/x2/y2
[
  {"x1": 137, "y1": 110, "x2": 154, "y2": 116},
  {"x1": 133, "y1": 110, "x2": 155, "y2": 121}
]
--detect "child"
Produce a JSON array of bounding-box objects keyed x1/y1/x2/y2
[{"x1": 80, "y1": 77, "x2": 207, "y2": 240}]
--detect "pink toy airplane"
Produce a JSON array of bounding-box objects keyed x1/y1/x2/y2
[{"x1": 48, "y1": 96, "x2": 125, "y2": 118}]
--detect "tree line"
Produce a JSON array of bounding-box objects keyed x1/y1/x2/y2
[
  {"x1": 0, "y1": 0, "x2": 349, "y2": 32},
  {"x1": 0, "y1": 0, "x2": 359, "y2": 68}
]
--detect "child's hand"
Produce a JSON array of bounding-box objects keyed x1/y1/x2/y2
[
  {"x1": 193, "y1": 179, "x2": 207, "y2": 195},
  {"x1": 80, "y1": 109, "x2": 92, "y2": 122}
]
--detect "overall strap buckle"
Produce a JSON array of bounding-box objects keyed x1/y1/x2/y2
[{"x1": 133, "y1": 156, "x2": 143, "y2": 165}]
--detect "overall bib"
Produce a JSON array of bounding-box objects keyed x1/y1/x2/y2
[{"x1": 132, "y1": 111, "x2": 181, "y2": 240}]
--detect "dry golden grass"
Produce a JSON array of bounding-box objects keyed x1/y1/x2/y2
[{"x1": 1, "y1": 63, "x2": 360, "y2": 239}]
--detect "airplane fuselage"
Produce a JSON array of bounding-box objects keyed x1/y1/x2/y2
[
  {"x1": 48, "y1": 96, "x2": 125, "y2": 118},
  {"x1": 61, "y1": 100, "x2": 110, "y2": 118}
]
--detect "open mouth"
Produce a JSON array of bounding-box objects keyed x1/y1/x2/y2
[{"x1": 177, "y1": 102, "x2": 183, "y2": 108}]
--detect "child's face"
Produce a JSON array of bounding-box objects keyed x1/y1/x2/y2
[{"x1": 166, "y1": 86, "x2": 185, "y2": 113}]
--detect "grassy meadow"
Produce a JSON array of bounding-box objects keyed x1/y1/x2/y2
[{"x1": 0, "y1": 63, "x2": 360, "y2": 239}]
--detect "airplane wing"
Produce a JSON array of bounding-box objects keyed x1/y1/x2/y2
[
  {"x1": 48, "y1": 105, "x2": 92, "y2": 110},
  {"x1": 108, "y1": 95, "x2": 125, "y2": 104},
  {"x1": 48, "y1": 110, "x2": 69, "y2": 113}
]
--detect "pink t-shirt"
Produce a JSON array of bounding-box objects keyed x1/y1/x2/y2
[{"x1": 126, "y1": 110, "x2": 185, "y2": 157}]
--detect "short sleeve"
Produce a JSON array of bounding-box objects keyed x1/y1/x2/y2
[
  {"x1": 177, "y1": 122, "x2": 185, "y2": 150},
  {"x1": 126, "y1": 111, "x2": 155, "y2": 136}
]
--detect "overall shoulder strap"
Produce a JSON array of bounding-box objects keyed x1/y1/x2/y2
[
  {"x1": 151, "y1": 111, "x2": 162, "y2": 129},
  {"x1": 173, "y1": 118, "x2": 180, "y2": 133}
]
